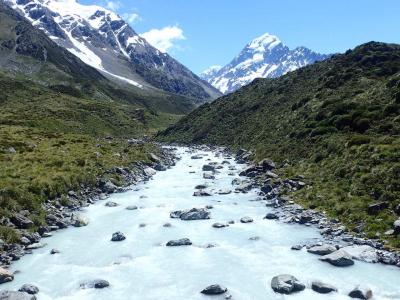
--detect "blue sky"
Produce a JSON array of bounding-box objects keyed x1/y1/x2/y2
[{"x1": 82, "y1": 0, "x2": 400, "y2": 74}]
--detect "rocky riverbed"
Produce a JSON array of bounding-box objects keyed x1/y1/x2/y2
[{"x1": 0, "y1": 146, "x2": 399, "y2": 299}]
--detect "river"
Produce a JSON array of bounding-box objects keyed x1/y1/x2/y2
[{"x1": 2, "y1": 147, "x2": 400, "y2": 299}]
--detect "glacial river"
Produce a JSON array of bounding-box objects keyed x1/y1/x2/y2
[{"x1": 3, "y1": 148, "x2": 400, "y2": 299}]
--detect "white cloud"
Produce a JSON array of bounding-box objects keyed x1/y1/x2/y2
[
  {"x1": 122, "y1": 13, "x2": 141, "y2": 24},
  {"x1": 105, "y1": 1, "x2": 121, "y2": 11},
  {"x1": 140, "y1": 25, "x2": 185, "y2": 53}
]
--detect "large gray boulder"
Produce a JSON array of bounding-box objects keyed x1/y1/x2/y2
[
  {"x1": 271, "y1": 274, "x2": 305, "y2": 294},
  {"x1": 18, "y1": 284, "x2": 39, "y2": 295},
  {"x1": 10, "y1": 214, "x2": 34, "y2": 229},
  {"x1": 311, "y1": 281, "x2": 337, "y2": 294},
  {"x1": 200, "y1": 284, "x2": 227, "y2": 295},
  {"x1": 349, "y1": 286, "x2": 373, "y2": 299},
  {"x1": 0, "y1": 267, "x2": 14, "y2": 284},
  {"x1": 166, "y1": 238, "x2": 192, "y2": 247},
  {"x1": 0, "y1": 291, "x2": 36, "y2": 300},
  {"x1": 203, "y1": 172, "x2": 215, "y2": 180},
  {"x1": 307, "y1": 244, "x2": 337, "y2": 256},
  {"x1": 319, "y1": 250, "x2": 354, "y2": 267}
]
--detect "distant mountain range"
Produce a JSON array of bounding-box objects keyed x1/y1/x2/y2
[
  {"x1": 6, "y1": 0, "x2": 221, "y2": 102},
  {"x1": 201, "y1": 33, "x2": 330, "y2": 94}
]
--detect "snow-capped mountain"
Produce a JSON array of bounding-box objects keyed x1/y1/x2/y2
[
  {"x1": 7, "y1": 0, "x2": 220, "y2": 102},
  {"x1": 201, "y1": 33, "x2": 330, "y2": 94}
]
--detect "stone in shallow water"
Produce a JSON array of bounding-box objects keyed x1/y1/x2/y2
[
  {"x1": 201, "y1": 284, "x2": 227, "y2": 295},
  {"x1": 264, "y1": 213, "x2": 279, "y2": 220},
  {"x1": 212, "y1": 223, "x2": 228, "y2": 228},
  {"x1": 126, "y1": 205, "x2": 138, "y2": 210},
  {"x1": 0, "y1": 291, "x2": 36, "y2": 300},
  {"x1": 166, "y1": 238, "x2": 192, "y2": 247},
  {"x1": 80, "y1": 279, "x2": 110, "y2": 289},
  {"x1": 307, "y1": 244, "x2": 337, "y2": 256},
  {"x1": 170, "y1": 208, "x2": 211, "y2": 220},
  {"x1": 111, "y1": 232, "x2": 126, "y2": 242},
  {"x1": 311, "y1": 281, "x2": 337, "y2": 294},
  {"x1": 0, "y1": 267, "x2": 14, "y2": 284},
  {"x1": 271, "y1": 274, "x2": 305, "y2": 294},
  {"x1": 19, "y1": 284, "x2": 39, "y2": 295},
  {"x1": 319, "y1": 250, "x2": 354, "y2": 267},
  {"x1": 348, "y1": 286, "x2": 373, "y2": 299},
  {"x1": 50, "y1": 249, "x2": 60, "y2": 255},
  {"x1": 105, "y1": 201, "x2": 118, "y2": 207},
  {"x1": 240, "y1": 216, "x2": 253, "y2": 223},
  {"x1": 291, "y1": 245, "x2": 303, "y2": 251}
]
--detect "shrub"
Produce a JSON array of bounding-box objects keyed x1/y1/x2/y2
[{"x1": 347, "y1": 135, "x2": 371, "y2": 147}]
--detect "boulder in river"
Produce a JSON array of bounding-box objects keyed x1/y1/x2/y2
[
  {"x1": 212, "y1": 223, "x2": 228, "y2": 228},
  {"x1": 203, "y1": 172, "x2": 215, "y2": 180},
  {"x1": 218, "y1": 188, "x2": 231, "y2": 195},
  {"x1": 193, "y1": 190, "x2": 212, "y2": 197},
  {"x1": 340, "y1": 245, "x2": 378, "y2": 263},
  {"x1": 166, "y1": 238, "x2": 192, "y2": 247},
  {"x1": 349, "y1": 286, "x2": 373, "y2": 299},
  {"x1": 271, "y1": 274, "x2": 305, "y2": 294},
  {"x1": 0, "y1": 291, "x2": 36, "y2": 300},
  {"x1": 291, "y1": 245, "x2": 303, "y2": 251},
  {"x1": 307, "y1": 244, "x2": 337, "y2": 256},
  {"x1": 72, "y1": 215, "x2": 89, "y2": 227},
  {"x1": 195, "y1": 184, "x2": 208, "y2": 190},
  {"x1": 50, "y1": 249, "x2": 60, "y2": 255},
  {"x1": 200, "y1": 284, "x2": 227, "y2": 295},
  {"x1": 19, "y1": 284, "x2": 39, "y2": 295},
  {"x1": 240, "y1": 216, "x2": 253, "y2": 223},
  {"x1": 311, "y1": 281, "x2": 337, "y2": 294},
  {"x1": 319, "y1": 250, "x2": 354, "y2": 267},
  {"x1": 0, "y1": 267, "x2": 14, "y2": 284},
  {"x1": 143, "y1": 167, "x2": 156, "y2": 177},
  {"x1": 264, "y1": 213, "x2": 279, "y2": 220},
  {"x1": 171, "y1": 208, "x2": 211, "y2": 220},
  {"x1": 111, "y1": 232, "x2": 126, "y2": 242},
  {"x1": 80, "y1": 279, "x2": 110, "y2": 289},
  {"x1": 105, "y1": 201, "x2": 118, "y2": 207},
  {"x1": 202, "y1": 165, "x2": 215, "y2": 172},
  {"x1": 126, "y1": 205, "x2": 138, "y2": 210}
]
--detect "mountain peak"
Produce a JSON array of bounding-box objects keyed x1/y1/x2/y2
[
  {"x1": 201, "y1": 33, "x2": 330, "y2": 94},
  {"x1": 247, "y1": 32, "x2": 282, "y2": 52}
]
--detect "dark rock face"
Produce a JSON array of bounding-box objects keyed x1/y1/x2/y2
[
  {"x1": 367, "y1": 202, "x2": 389, "y2": 215},
  {"x1": 349, "y1": 286, "x2": 373, "y2": 299},
  {"x1": 271, "y1": 274, "x2": 305, "y2": 294},
  {"x1": 166, "y1": 238, "x2": 192, "y2": 247},
  {"x1": 311, "y1": 281, "x2": 337, "y2": 294},
  {"x1": 111, "y1": 232, "x2": 126, "y2": 242},
  {"x1": 200, "y1": 284, "x2": 227, "y2": 295},
  {"x1": 19, "y1": 284, "x2": 39, "y2": 295},
  {"x1": 394, "y1": 219, "x2": 400, "y2": 234},
  {"x1": 10, "y1": 214, "x2": 34, "y2": 229},
  {"x1": 319, "y1": 250, "x2": 355, "y2": 267},
  {"x1": 0, "y1": 291, "x2": 37, "y2": 300},
  {"x1": 80, "y1": 279, "x2": 110, "y2": 289}
]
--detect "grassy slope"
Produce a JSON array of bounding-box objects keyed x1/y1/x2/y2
[{"x1": 158, "y1": 42, "x2": 400, "y2": 247}]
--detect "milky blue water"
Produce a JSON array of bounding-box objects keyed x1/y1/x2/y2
[{"x1": 3, "y1": 148, "x2": 400, "y2": 299}]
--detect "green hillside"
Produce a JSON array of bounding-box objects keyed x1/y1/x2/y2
[{"x1": 158, "y1": 42, "x2": 400, "y2": 247}]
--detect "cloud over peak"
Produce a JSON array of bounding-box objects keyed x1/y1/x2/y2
[{"x1": 140, "y1": 25, "x2": 185, "y2": 53}]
